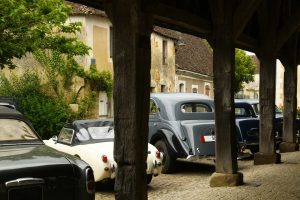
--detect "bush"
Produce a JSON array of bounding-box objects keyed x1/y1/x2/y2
[{"x1": 0, "y1": 71, "x2": 71, "y2": 139}]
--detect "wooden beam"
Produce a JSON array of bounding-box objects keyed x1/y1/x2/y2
[
  {"x1": 235, "y1": 33, "x2": 258, "y2": 52},
  {"x1": 211, "y1": 0, "x2": 237, "y2": 174},
  {"x1": 70, "y1": 0, "x2": 105, "y2": 10},
  {"x1": 106, "y1": 0, "x2": 152, "y2": 199},
  {"x1": 254, "y1": 0, "x2": 281, "y2": 165},
  {"x1": 151, "y1": 3, "x2": 212, "y2": 37},
  {"x1": 279, "y1": 32, "x2": 299, "y2": 152},
  {"x1": 233, "y1": 0, "x2": 262, "y2": 40},
  {"x1": 210, "y1": 0, "x2": 243, "y2": 187},
  {"x1": 276, "y1": 7, "x2": 300, "y2": 51}
]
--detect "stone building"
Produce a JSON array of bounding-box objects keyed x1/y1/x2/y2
[
  {"x1": 150, "y1": 27, "x2": 177, "y2": 93},
  {"x1": 153, "y1": 27, "x2": 214, "y2": 98},
  {"x1": 4, "y1": 2, "x2": 215, "y2": 118},
  {"x1": 67, "y1": 1, "x2": 114, "y2": 118},
  {"x1": 175, "y1": 32, "x2": 214, "y2": 97}
]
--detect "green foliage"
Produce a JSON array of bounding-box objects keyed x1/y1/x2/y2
[
  {"x1": 234, "y1": 49, "x2": 256, "y2": 94},
  {"x1": 74, "y1": 92, "x2": 97, "y2": 120},
  {"x1": 0, "y1": 0, "x2": 113, "y2": 139},
  {"x1": 34, "y1": 50, "x2": 113, "y2": 96},
  {"x1": 83, "y1": 65, "x2": 113, "y2": 96},
  {"x1": 0, "y1": 0, "x2": 89, "y2": 68},
  {"x1": 0, "y1": 72, "x2": 70, "y2": 138}
]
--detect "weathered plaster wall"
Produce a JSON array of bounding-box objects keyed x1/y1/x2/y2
[
  {"x1": 176, "y1": 71, "x2": 214, "y2": 98},
  {"x1": 150, "y1": 33, "x2": 176, "y2": 93}
]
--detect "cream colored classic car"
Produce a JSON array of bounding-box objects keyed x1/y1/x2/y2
[{"x1": 44, "y1": 119, "x2": 163, "y2": 184}]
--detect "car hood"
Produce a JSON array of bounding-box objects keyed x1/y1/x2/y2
[{"x1": 0, "y1": 144, "x2": 74, "y2": 181}]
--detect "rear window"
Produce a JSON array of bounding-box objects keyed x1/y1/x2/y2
[
  {"x1": 87, "y1": 126, "x2": 114, "y2": 139},
  {"x1": 0, "y1": 119, "x2": 40, "y2": 144},
  {"x1": 180, "y1": 103, "x2": 212, "y2": 113},
  {"x1": 75, "y1": 126, "x2": 114, "y2": 142}
]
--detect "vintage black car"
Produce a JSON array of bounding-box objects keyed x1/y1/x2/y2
[
  {"x1": 149, "y1": 93, "x2": 259, "y2": 173},
  {"x1": 234, "y1": 99, "x2": 300, "y2": 145},
  {"x1": 0, "y1": 106, "x2": 95, "y2": 200}
]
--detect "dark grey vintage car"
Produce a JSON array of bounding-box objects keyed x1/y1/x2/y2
[
  {"x1": 234, "y1": 99, "x2": 300, "y2": 145},
  {"x1": 149, "y1": 93, "x2": 260, "y2": 173},
  {"x1": 0, "y1": 106, "x2": 95, "y2": 200}
]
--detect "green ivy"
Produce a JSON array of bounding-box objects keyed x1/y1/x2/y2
[
  {"x1": 83, "y1": 64, "x2": 113, "y2": 96},
  {"x1": 34, "y1": 50, "x2": 113, "y2": 96}
]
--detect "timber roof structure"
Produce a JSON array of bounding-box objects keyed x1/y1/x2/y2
[{"x1": 69, "y1": 0, "x2": 300, "y2": 62}]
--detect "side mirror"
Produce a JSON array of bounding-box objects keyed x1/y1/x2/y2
[{"x1": 52, "y1": 135, "x2": 58, "y2": 143}]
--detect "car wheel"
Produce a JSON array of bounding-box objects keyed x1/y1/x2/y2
[
  {"x1": 155, "y1": 140, "x2": 176, "y2": 174},
  {"x1": 147, "y1": 174, "x2": 152, "y2": 184}
]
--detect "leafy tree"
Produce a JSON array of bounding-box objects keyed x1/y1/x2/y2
[
  {"x1": 0, "y1": 0, "x2": 89, "y2": 69},
  {"x1": 0, "y1": 72, "x2": 70, "y2": 138},
  {"x1": 0, "y1": 0, "x2": 113, "y2": 138},
  {"x1": 234, "y1": 49, "x2": 256, "y2": 93}
]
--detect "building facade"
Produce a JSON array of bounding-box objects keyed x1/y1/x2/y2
[{"x1": 150, "y1": 30, "x2": 177, "y2": 93}]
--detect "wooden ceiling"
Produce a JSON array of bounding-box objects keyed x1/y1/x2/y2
[{"x1": 71, "y1": 0, "x2": 300, "y2": 58}]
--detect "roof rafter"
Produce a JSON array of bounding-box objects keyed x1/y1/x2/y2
[
  {"x1": 276, "y1": 7, "x2": 300, "y2": 52},
  {"x1": 151, "y1": 2, "x2": 212, "y2": 38},
  {"x1": 233, "y1": 0, "x2": 262, "y2": 41}
]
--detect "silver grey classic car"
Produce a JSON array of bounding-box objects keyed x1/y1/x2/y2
[
  {"x1": 0, "y1": 106, "x2": 95, "y2": 200},
  {"x1": 149, "y1": 93, "x2": 260, "y2": 173}
]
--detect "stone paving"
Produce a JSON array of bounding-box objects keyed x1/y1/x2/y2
[{"x1": 95, "y1": 151, "x2": 300, "y2": 200}]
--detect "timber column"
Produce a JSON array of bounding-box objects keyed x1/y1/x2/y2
[
  {"x1": 279, "y1": 33, "x2": 299, "y2": 152},
  {"x1": 254, "y1": 0, "x2": 281, "y2": 165},
  {"x1": 209, "y1": 0, "x2": 243, "y2": 187},
  {"x1": 105, "y1": 0, "x2": 152, "y2": 199},
  {"x1": 254, "y1": 53, "x2": 281, "y2": 164}
]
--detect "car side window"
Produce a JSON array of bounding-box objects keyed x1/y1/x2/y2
[
  {"x1": 235, "y1": 107, "x2": 249, "y2": 116},
  {"x1": 181, "y1": 103, "x2": 212, "y2": 113},
  {"x1": 149, "y1": 100, "x2": 158, "y2": 116},
  {"x1": 58, "y1": 128, "x2": 74, "y2": 144}
]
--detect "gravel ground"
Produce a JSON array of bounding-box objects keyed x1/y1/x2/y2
[{"x1": 95, "y1": 151, "x2": 300, "y2": 200}]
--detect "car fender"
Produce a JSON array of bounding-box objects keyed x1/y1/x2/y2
[{"x1": 151, "y1": 129, "x2": 187, "y2": 157}]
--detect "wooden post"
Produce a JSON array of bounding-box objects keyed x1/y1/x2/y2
[
  {"x1": 254, "y1": 0, "x2": 281, "y2": 165},
  {"x1": 105, "y1": 0, "x2": 152, "y2": 199},
  {"x1": 279, "y1": 33, "x2": 299, "y2": 152},
  {"x1": 209, "y1": 0, "x2": 243, "y2": 187}
]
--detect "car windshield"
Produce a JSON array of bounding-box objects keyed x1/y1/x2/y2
[
  {"x1": 252, "y1": 103, "x2": 282, "y2": 115},
  {"x1": 0, "y1": 119, "x2": 41, "y2": 145}
]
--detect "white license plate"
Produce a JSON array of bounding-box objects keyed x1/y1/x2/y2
[{"x1": 204, "y1": 135, "x2": 215, "y2": 142}]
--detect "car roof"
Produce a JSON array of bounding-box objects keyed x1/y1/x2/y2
[
  {"x1": 151, "y1": 93, "x2": 213, "y2": 103},
  {"x1": 73, "y1": 118, "x2": 113, "y2": 124},
  {"x1": 71, "y1": 118, "x2": 114, "y2": 129},
  {"x1": 234, "y1": 99, "x2": 259, "y2": 105},
  {"x1": 0, "y1": 106, "x2": 26, "y2": 120},
  {"x1": 0, "y1": 102, "x2": 16, "y2": 109}
]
